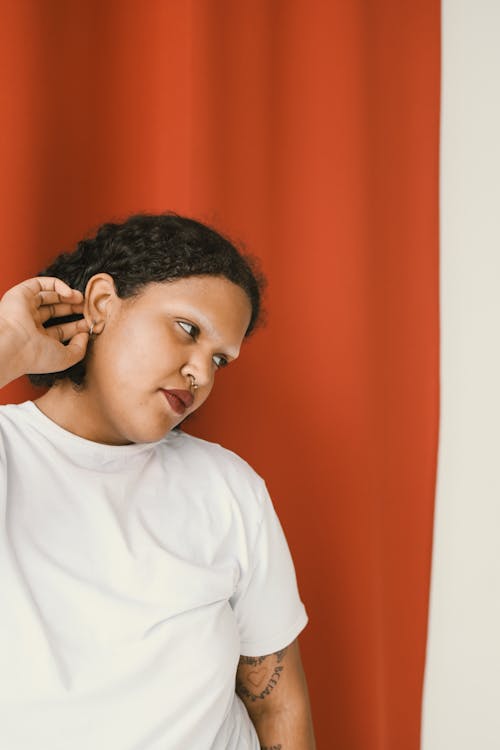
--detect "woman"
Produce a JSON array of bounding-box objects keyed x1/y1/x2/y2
[{"x1": 0, "y1": 214, "x2": 316, "y2": 750}]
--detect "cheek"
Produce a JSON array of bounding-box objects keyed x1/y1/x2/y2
[
  {"x1": 193, "y1": 379, "x2": 216, "y2": 411},
  {"x1": 94, "y1": 323, "x2": 167, "y2": 386}
]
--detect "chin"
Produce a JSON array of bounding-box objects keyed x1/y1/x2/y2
[
  {"x1": 113, "y1": 414, "x2": 176, "y2": 445},
  {"x1": 134, "y1": 423, "x2": 176, "y2": 443},
  {"x1": 112, "y1": 395, "x2": 183, "y2": 444}
]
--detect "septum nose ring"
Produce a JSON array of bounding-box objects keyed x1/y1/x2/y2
[{"x1": 188, "y1": 374, "x2": 199, "y2": 391}]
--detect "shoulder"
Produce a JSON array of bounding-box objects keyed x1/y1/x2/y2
[
  {"x1": 160, "y1": 430, "x2": 268, "y2": 513},
  {"x1": 0, "y1": 401, "x2": 30, "y2": 424},
  {"x1": 0, "y1": 402, "x2": 25, "y2": 437},
  {"x1": 0, "y1": 402, "x2": 39, "y2": 445},
  {"x1": 161, "y1": 429, "x2": 264, "y2": 485},
  {"x1": 0, "y1": 403, "x2": 24, "y2": 462}
]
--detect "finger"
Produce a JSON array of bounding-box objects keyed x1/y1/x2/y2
[
  {"x1": 53, "y1": 280, "x2": 84, "y2": 302},
  {"x1": 44, "y1": 318, "x2": 90, "y2": 342},
  {"x1": 36, "y1": 290, "x2": 82, "y2": 309},
  {"x1": 61, "y1": 331, "x2": 90, "y2": 367},
  {"x1": 20, "y1": 277, "x2": 84, "y2": 302},
  {"x1": 38, "y1": 303, "x2": 85, "y2": 323},
  {"x1": 32, "y1": 330, "x2": 90, "y2": 374},
  {"x1": 35, "y1": 291, "x2": 66, "y2": 308},
  {"x1": 36, "y1": 290, "x2": 85, "y2": 309}
]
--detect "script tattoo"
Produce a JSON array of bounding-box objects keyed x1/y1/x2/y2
[
  {"x1": 261, "y1": 746, "x2": 282, "y2": 750},
  {"x1": 239, "y1": 654, "x2": 267, "y2": 667},
  {"x1": 236, "y1": 646, "x2": 289, "y2": 703},
  {"x1": 275, "y1": 648, "x2": 287, "y2": 664}
]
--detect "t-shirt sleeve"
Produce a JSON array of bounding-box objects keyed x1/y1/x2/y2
[{"x1": 230, "y1": 481, "x2": 308, "y2": 656}]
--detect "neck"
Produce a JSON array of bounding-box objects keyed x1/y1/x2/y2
[{"x1": 33, "y1": 385, "x2": 132, "y2": 445}]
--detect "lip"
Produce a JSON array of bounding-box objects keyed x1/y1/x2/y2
[{"x1": 161, "y1": 389, "x2": 194, "y2": 415}]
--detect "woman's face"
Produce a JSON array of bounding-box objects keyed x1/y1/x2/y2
[{"x1": 58, "y1": 275, "x2": 252, "y2": 445}]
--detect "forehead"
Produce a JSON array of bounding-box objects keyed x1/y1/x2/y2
[{"x1": 128, "y1": 275, "x2": 252, "y2": 341}]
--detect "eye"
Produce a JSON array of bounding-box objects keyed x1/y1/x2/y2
[
  {"x1": 178, "y1": 321, "x2": 199, "y2": 339},
  {"x1": 213, "y1": 354, "x2": 229, "y2": 369}
]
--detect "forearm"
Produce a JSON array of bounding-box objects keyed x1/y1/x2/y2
[
  {"x1": 248, "y1": 702, "x2": 316, "y2": 750},
  {"x1": 0, "y1": 317, "x2": 25, "y2": 388}
]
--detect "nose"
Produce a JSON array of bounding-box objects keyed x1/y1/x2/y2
[{"x1": 180, "y1": 354, "x2": 213, "y2": 390}]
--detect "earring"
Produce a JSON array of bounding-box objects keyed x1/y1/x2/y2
[{"x1": 89, "y1": 321, "x2": 95, "y2": 336}]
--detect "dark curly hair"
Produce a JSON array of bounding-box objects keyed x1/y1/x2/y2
[{"x1": 29, "y1": 213, "x2": 266, "y2": 389}]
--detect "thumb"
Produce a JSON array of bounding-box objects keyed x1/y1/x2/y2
[{"x1": 61, "y1": 331, "x2": 90, "y2": 369}]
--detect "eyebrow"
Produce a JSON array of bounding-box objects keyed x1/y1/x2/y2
[{"x1": 179, "y1": 305, "x2": 241, "y2": 359}]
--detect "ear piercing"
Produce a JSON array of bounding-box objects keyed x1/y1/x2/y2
[{"x1": 89, "y1": 320, "x2": 102, "y2": 337}]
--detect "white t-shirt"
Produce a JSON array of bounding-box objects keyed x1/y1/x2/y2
[{"x1": 0, "y1": 401, "x2": 307, "y2": 750}]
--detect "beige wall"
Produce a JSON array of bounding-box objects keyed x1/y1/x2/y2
[{"x1": 422, "y1": 1, "x2": 500, "y2": 748}]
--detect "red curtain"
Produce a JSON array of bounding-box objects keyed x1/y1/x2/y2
[{"x1": 0, "y1": 2, "x2": 440, "y2": 748}]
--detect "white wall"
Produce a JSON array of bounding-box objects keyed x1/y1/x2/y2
[{"x1": 422, "y1": 2, "x2": 500, "y2": 748}]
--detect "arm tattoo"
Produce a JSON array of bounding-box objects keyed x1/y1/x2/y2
[
  {"x1": 275, "y1": 647, "x2": 287, "y2": 663},
  {"x1": 261, "y1": 746, "x2": 282, "y2": 750},
  {"x1": 239, "y1": 654, "x2": 267, "y2": 666},
  {"x1": 236, "y1": 646, "x2": 289, "y2": 702},
  {"x1": 236, "y1": 665, "x2": 283, "y2": 702}
]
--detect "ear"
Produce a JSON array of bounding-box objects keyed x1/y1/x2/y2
[{"x1": 84, "y1": 273, "x2": 118, "y2": 334}]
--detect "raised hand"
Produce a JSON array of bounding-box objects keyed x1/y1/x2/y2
[{"x1": 0, "y1": 276, "x2": 90, "y2": 388}]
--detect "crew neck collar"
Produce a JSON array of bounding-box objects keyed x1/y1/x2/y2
[{"x1": 15, "y1": 400, "x2": 175, "y2": 469}]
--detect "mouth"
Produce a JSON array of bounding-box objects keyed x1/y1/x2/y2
[{"x1": 161, "y1": 389, "x2": 194, "y2": 415}]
